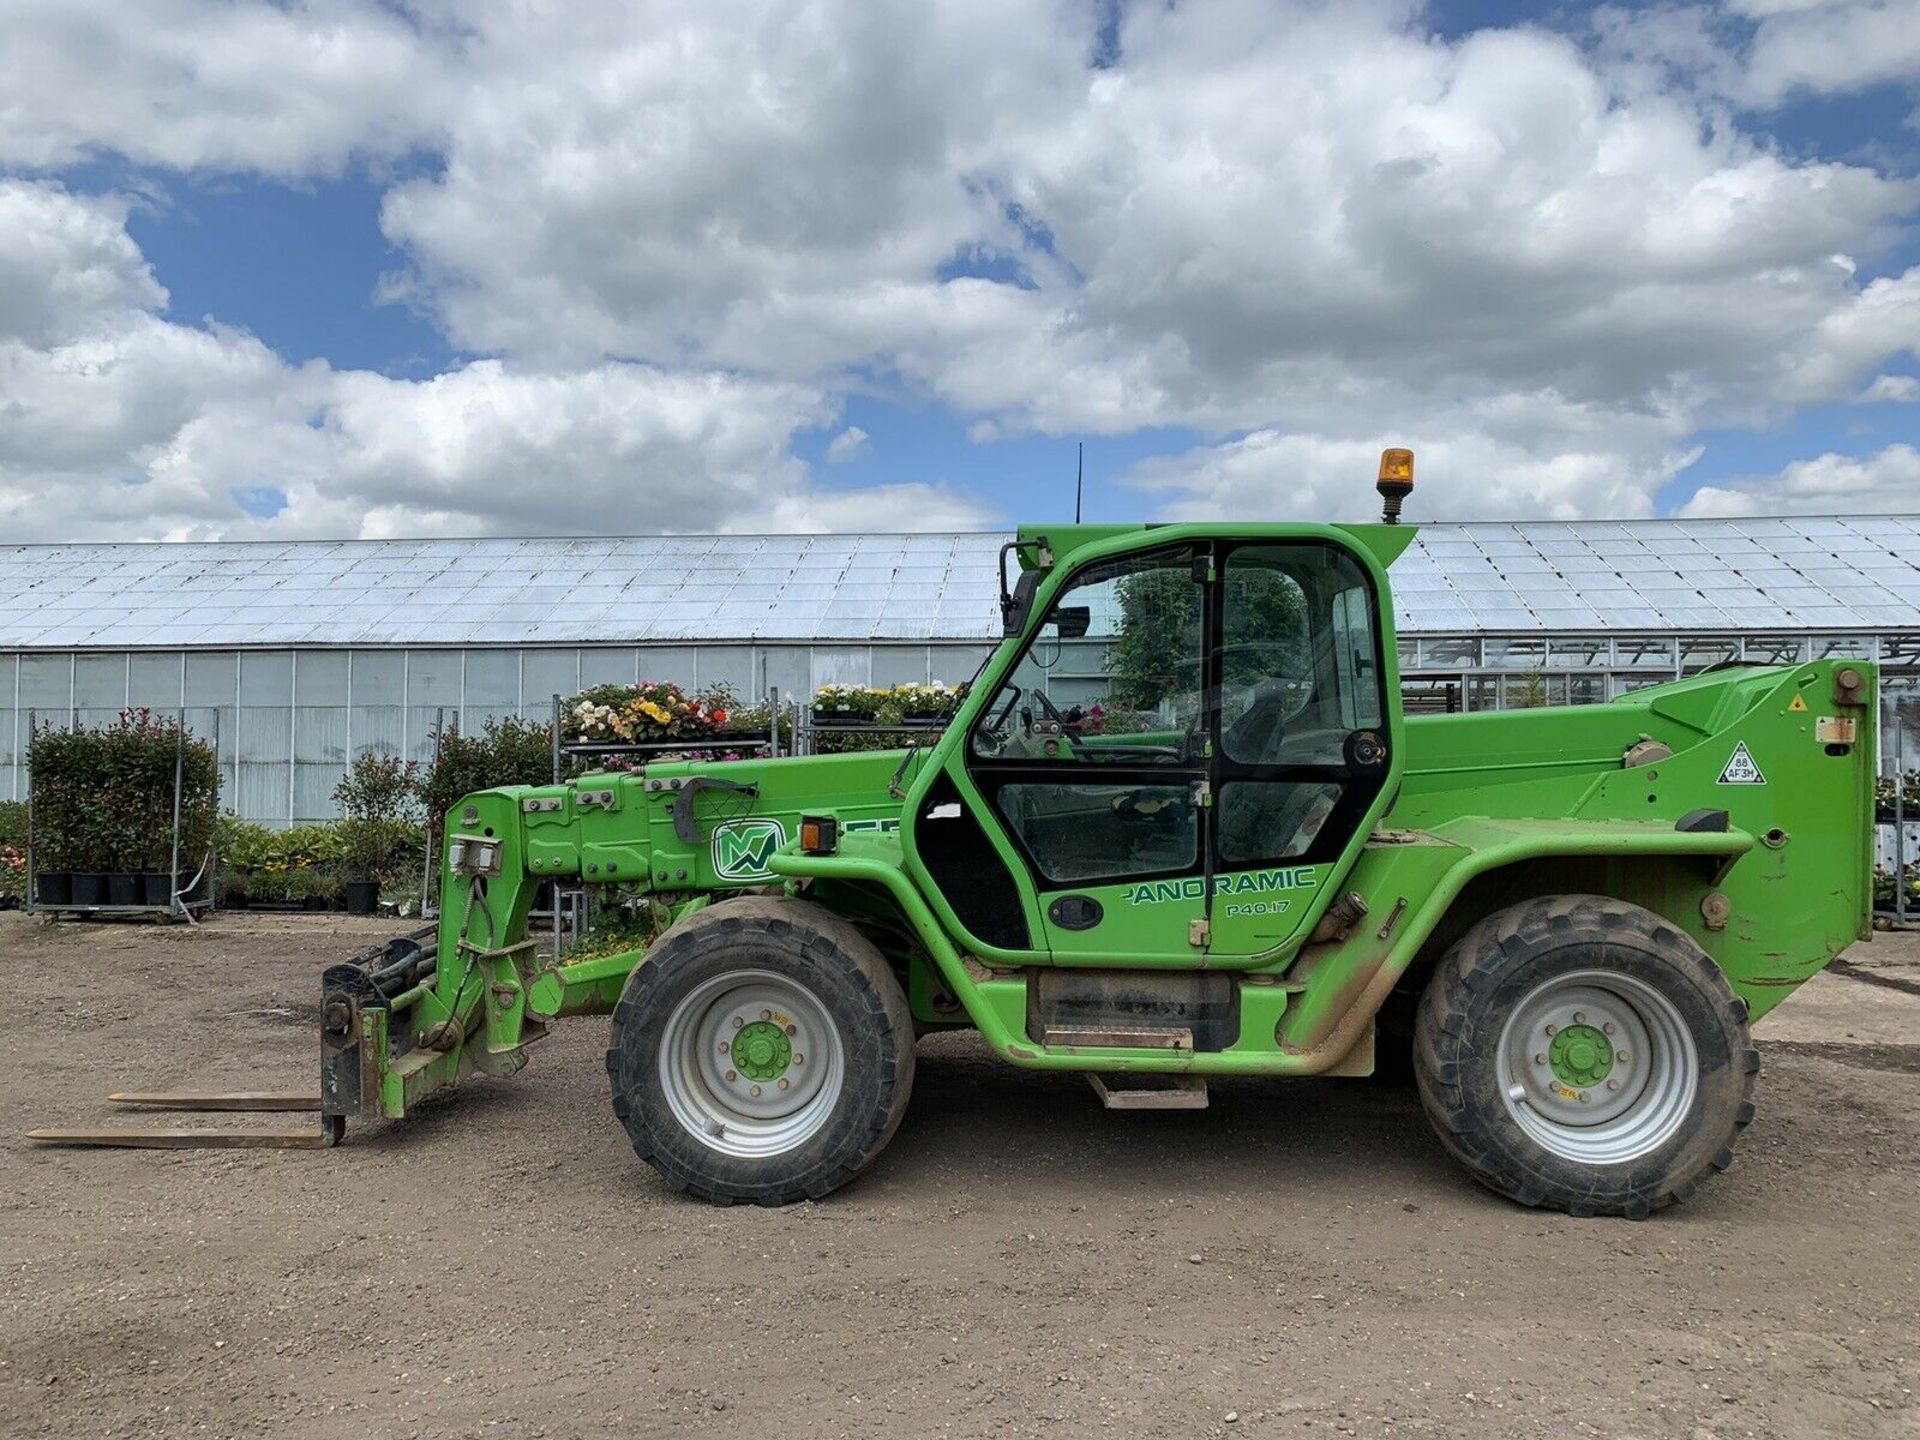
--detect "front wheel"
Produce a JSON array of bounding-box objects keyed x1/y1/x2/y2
[
  {"x1": 1414, "y1": 895, "x2": 1759, "y2": 1218},
  {"x1": 606, "y1": 898, "x2": 915, "y2": 1205}
]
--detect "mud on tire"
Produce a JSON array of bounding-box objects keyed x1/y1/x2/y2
[
  {"x1": 606, "y1": 897, "x2": 915, "y2": 1206},
  {"x1": 1414, "y1": 894, "x2": 1759, "y2": 1219}
]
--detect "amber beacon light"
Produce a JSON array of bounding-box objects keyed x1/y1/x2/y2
[{"x1": 1377, "y1": 448, "x2": 1415, "y2": 524}]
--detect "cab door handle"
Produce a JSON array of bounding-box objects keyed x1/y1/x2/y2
[{"x1": 1047, "y1": 895, "x2": 1103, "y2": 930}]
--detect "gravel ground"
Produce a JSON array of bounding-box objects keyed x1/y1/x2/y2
[{"x1": 2, "y1": 910, "x2": 1916, "y2": 1440}]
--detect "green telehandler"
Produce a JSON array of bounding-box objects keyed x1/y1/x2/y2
[{"x1": 35, "y1": 453, "x2": 1877, "y2": 1218}]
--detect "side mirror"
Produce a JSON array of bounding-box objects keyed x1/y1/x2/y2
[
  {"x1": 1004, "y1": 571, "x2": 1042, "y2": 635},
  {"x1": 1053, "y1": 605, "x2": 1091, "y2": 639}
]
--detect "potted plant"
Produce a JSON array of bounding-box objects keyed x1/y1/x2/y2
[{"x1": 334, "y1": 752, "x2": 422, "y2": 916}]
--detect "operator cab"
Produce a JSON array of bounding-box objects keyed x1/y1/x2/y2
[{"x1": 927, "y1": 488, "x2": 1404, "y2": 966}]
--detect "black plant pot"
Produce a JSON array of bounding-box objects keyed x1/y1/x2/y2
[
  {"x1": 72, "y1": 873, "x2": 107, "y2": 906},
  {"x1": 344, "y1": 881, "x2": 380, "y2": 916},
  {"x1": 34, "y1": 872, "x2": 73, "y2": 907},
  {"x1": 108, "y1": 873, "x2": 141, "y2": 907},
  {"x1": 141, "y1": 872, "x2": 173, "y2": 906}
]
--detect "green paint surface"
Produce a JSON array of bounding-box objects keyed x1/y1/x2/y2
[{"x1": 338, "y1": 522, "x2": 1873, "y2": 1123}]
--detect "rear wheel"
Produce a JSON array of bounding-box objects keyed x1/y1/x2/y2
[
  {"x1": 1414, "y1": 894, "x2": 1758, "y2": 1218},
  {"x1": 607, "y1": 897, "x2": 914, "y2": 1205}
]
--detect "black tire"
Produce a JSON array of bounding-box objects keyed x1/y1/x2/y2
[
  {"x1": 606, "y1": 896, "x2": 914, "y2": 1206},
  {"x1": 1414, "y1": 894, "x2": 1758, "y2": 1219}
]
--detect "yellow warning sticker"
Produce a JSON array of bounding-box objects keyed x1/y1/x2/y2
[{"x1": 1787, "y1": 693, "x2": 1808, "y2": 713}]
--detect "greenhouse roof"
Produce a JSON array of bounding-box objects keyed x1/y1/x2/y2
[{"x1": 1, "y1": 515, "x2": 1919, "y2": 650}]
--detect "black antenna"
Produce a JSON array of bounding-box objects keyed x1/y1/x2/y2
[{"x1": 1074, "y1": 441, "x2": 1084, "y2": 523}]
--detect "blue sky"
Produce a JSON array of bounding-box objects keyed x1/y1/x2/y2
[{"x1": 1, "y1": 0, "x2": 1916, "y2": 540}]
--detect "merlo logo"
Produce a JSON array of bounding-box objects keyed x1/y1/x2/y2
[{"x1": 712, "y1": 819, "x2": 787, "y2": 881}]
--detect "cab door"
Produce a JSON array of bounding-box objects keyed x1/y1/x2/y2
[
  {"x1": 1204, "y1": 541, "x2": 1395, "y2": 957},
  {"x1": 958, "y1": 543, "x2": 1213, "y2": 963}
]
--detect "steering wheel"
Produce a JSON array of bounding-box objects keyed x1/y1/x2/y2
[{"x1": 1026, "y1": 688, "x2": 1187, "y2": 765}]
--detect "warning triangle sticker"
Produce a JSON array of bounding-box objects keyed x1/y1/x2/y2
[
  {"x1": 1718, "y1": 742, "x2": 1767, "y2": 785},
  {"x1": 1787, "y1": 693, "x2": 1808, "y2": 713}
]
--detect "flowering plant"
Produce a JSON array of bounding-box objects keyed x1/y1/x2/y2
[{"x1": 564, "y1": 681, "x2": 742, "y2": 745}]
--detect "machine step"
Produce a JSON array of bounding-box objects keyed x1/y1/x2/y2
[
  {"x1": 1087, "y1": 1073, "x2": 1210, "y2": 1110},
  {"x1": 1041, "y1": 1024, "x2": 1193, "y2": 1050}
]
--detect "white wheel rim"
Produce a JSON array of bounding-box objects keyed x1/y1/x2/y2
[
  {"x1": 1495, "y1": 969, "x2": 1699, "y2": 1166},
  {"x1": 657, "y1": 969, "x2": 846, "y2": 1159}
]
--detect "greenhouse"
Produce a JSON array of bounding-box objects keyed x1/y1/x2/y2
[{"x1": 2, "y1": 516, "x2": 1918, "y2": 843}]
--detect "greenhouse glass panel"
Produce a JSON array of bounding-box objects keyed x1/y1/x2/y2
[
  {"x1": 295, "y1": 650, "x2": 349, "y2": 699},
  {"x1": 354, "y1": 704, "x2": 404, "y2": 758},
  {"x1": 464, "y1": 649, "x2": 519, "y2": 708},
  {"x1": 1547, "y1": 638, "x2": 1608, "y2": 668},
  {"x1": 19, "y1": 654, "x2": 71, "y2": 708},
  {"x1": 578, "y1": 648, "x2": 639, "y2": 688},
  {"x1": 350, "y1": 651, "x2": 405, "y2": 707},
  {"x1": 1417, "y1": 637, "x2": 1481, "y2": 667},
  {"x1": 294, "y1": 706, "x2": 348, "y2": 764},
  {"x1": 1813, "y1": 636, "x2": 1873, "y2": 658},
  {"x1": 128, "y1": 653, "x2": 185, "y2": 707},
  {"x1": 407, "y1": 649, "x2": 462, "y2": 706},
  {"x1": 1614, "y1": 637, "x2": 1675, "y2": 668},
  {"x1": 239, "y1": 652, "x2": 293, "y2": 706},
  {"x1": 521, "y1": 649, "x2": 579, "y2": 705},
  {"x1": 697, "y1": 647, "x2": 754, "y2": 694},
  {"x1": 1484, "y1": 638, "x2": 1547, "y2": 670},
  {"x1": 871, "y1": 648, "x2": 932, "y2": 687},
  {"x1": 73, "y1": 654, "x2": 128, "y2": 709}
]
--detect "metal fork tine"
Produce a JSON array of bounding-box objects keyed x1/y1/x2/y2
[
  {"x1": 106, "y1": 1091, "x2": 320, "y2": 1112},
  {"x1": 27, "y1": 1124, "x2": 338, "y2": 1150},
  {"x1": 28, "y1": 1114, "x2": 344, "y2": 1149}
]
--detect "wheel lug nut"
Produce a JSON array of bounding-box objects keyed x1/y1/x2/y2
[
  {"x1": 785, "y1": 1023, "x2": 797, "y2": 1036},
  {"x1": 724, "y1": 1070, "x2": 737, "y2": 1082},
  {"x1": 1534, "y1": 1053, "x2": 1547, "y2": 1066},
  {"x1": 731, "y1": 1017, "x2": 743, "y2": 1030},
  {"x1": 1544, "y1": 1024, "x2": 1556, "y2": 1036},
  {"x1": 718, "y1": 1041, "x2": 729, "y2": 1054},
  {"x1": 1603, "y1": 1022, "x2": 1616, "y2": 1035},
  {"x1": 761, "y1": 1009, "x2": 772, "y2": 1020},
  {"x1": 778, "y1": 1078, "x2": 790, "y2": 1090},
  {"x1": 750, "y1": 1085, "x2": 762, "y2": 1097},
  {"x1": 793, "y1": 1053, "x2": 804, "y2": 1065},
  {"x1": 1607, "y1": 1079, "x2": 1620, "y2": 1091},
  {"x1": 1577, "y1": 1091, "x2": 1589, "y2": 1103},
  {"x1": 1617, "y1": 1050, "x2": 1630, "y2": 1063},
  {"x1": 1573, "y1": 1011, "x2": 1585, "y2": 1024}
]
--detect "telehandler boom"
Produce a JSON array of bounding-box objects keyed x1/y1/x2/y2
[{"x1": 35, "y1": 454, "x2": 1877, "y2": 1218}]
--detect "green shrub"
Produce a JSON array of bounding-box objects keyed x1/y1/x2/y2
[
  {"x1": 333, "y1": 753, "x2": 422, "y2": 882},
  {"x1": 214, "y1": 812, "x2": 422, "y2": 906},
  {"x1": 422, "y1": 715, "x2": 555, "y2": 829},
  {"x1": 28, "y1": 710, "x2": 219, "y2": 874},
  {"x1": 0, "y1": 802, "x2": 25, "y2": 904}
]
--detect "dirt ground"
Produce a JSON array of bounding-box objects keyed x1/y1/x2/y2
[{"x1": 2, "y1": 912, "x2": 1917, "y2": 1440}]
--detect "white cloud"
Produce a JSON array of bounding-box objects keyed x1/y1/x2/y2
[
  {"x1": 0, "y1": 181, "x2": 988, "y2": 541},
  {"x1": 1, "y1": 1, "x2": 1917, "y2": 535},
  {"x1": 1856, "y1": 373, "x2": 1920, "y2": 404},
  {"x1": 0, "y1": 181, "x2": 165, "y2": 345},
  {"x1": 737, "y1": 483, "x2": 994, "y2": 535},
  {"x1": 1124, "y1": 402, "x2": 1702, "y2": 525},
  {"x1": 1736, "y1": 0, "x2": 1920, "y2": 105},
  {"x1": 0, "y1": 0, "x2": 445, "y2": 176},
  {"x1": 369, "y1": 0, "x2": 1920, "y2": 477},
  {"x1": 1680, "y1": 443, "x2": 1920, "y2": 516},
  {"x1": 824, "y1": 425, "x2": 870, "y2": 464}
]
